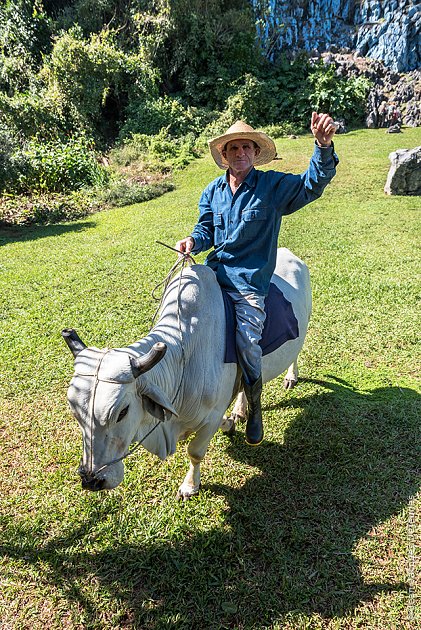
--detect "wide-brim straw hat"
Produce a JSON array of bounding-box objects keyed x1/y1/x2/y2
[{"x1": 208, "y1": 120, "x2": 277, "y2": 169}]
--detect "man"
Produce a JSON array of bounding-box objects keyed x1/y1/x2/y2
[{"x1": 176, "y1": 113, "x2": 338, "y2": 446}]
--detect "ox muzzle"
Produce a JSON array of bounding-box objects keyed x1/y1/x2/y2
[{"x1": 78, "y1": 464, "x2": 106, "y2": 491}]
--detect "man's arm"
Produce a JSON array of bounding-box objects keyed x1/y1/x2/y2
[
  {"x1": 176, "y1": 187, "x2": 215, "y2": 256},
  {"x1": 276, "y1": 112, "x2": 338, "y2": 216}
]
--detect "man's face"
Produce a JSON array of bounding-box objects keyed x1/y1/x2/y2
[{"x1": 222, "y1": 139, "x2": 260, "y2": 175}]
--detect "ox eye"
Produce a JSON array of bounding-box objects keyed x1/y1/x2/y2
[{"x1": 116, "y1": 406, "x2": 129, "y2": 423}]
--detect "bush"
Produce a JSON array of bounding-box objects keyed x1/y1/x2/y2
[
  {"x1": 309, "y1": 62, "x2": 372, "y2": 123},
  {"x1": 111, "y1": 128, "x2": 199, "y2": 172},
  {"x1": 46, "y1": 26, "x2": 158, "y2": 138},
  {"x1": 154, "y1": 0, "x2": 259, "y2": 108},
  {"x1": 0, "y1": 89, "x2": 77, "y2": 140},
  {"x1": 119, "y1": 95, "x2": 213, "y2": 140},
  {"x1": 0, "y1": 0, "x2": 52, "y2": 94},
  {"x1": 2, "y1": 135, "x2": 108, "y2": 194},
  {"x1": 263, "y1": 122, "x2": 305, "y2": 138}
]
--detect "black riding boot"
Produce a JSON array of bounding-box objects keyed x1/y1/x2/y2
[{"x1": 243, "y1": 375, "x2": 263, "y2": 446}]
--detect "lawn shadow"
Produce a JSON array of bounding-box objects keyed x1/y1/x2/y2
[
  {"x1": 0, "y1": 220, "x2": 97, "y2": 245},
  {"x1": 1, "y1": 380, "x2": 419, "y2": 628}
]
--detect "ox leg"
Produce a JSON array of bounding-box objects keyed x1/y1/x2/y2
[
  {"x1": 283, "y1": 359, "x2": 299, "y2": 390},
  {"x1": 220, "y1": 391, "x2": 247, "y2": 436},
  {"x1": 177, "y1": 419, "x2": 219, "y2": 501}
]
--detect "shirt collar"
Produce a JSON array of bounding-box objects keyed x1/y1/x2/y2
[{"x1": 218, "y1": 167, "x2": 257, "y2": 190}]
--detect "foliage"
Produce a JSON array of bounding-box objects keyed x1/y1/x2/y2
[
  {"x1": 4, "y1": 135, "x2": 108, "y2": 194},
  {"x1": 118, "y1": 94, "x2": 213, "y2": 140},
  {"x1": 156, "y1": 0, "x2": 259, "y2": 107},
  {"x1": 308, "y1": 62, "x2": 372, "y2": 123},
  {"x1": 98, "y1": 177, "x2": 175, "y2": 208},
  {"x1": 0, "y1": 123, "x2": 24, "y2": 191},
  {"x1": 111, "y1": 128, "x2": 199, "y2": 172},
  {"x1": 264, "y1": 121, "x2": 304, "y2": 138},
  {"x1": 0, "y1": 0, "x2": 52, "y2": 94},
  {"x1": 0, "y1": 88, "x2": 76, "y2": 140},
  {"x1": 46, "y1": 26, "x2": 158, "y2": 139}
]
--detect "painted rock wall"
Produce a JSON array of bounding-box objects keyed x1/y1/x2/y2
[{"x1": 253, "y1": 0, "x2": 420, "y2": 73}]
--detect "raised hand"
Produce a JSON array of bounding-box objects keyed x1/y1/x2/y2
[{"x1": 311, "y1": 112, "x2": 337, "y2": 147}]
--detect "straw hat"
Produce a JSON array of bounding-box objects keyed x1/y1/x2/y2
[{"x1": 208, "y1": 120, "x2": 277, "y2": 169}]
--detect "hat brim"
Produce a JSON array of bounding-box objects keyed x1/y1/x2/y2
[{"x1": 208, "y1": 130, "x2": 277, "y2": 169}]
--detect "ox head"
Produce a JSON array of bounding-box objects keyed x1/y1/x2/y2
[{"x1": 62, "y1": 328, "x2": 177, "y2": 491}]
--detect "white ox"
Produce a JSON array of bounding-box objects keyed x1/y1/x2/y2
[{"x1": 63, "y1": 248, "x2": 311, "y2": 500}]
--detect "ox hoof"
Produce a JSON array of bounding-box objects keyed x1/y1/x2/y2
[
  {"x1": 176, "y1": 484, "x2": 201, "y2": 501},
  {"x1": 283, "y1": 377, "x2": 298, "y2": 390}
]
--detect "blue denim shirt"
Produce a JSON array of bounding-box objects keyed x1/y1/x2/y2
[{"x1": 191, "y1": 143, "x2": 339, "y2": 296}]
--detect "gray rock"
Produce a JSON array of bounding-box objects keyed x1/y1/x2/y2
[
  {"x1": 386, "y1": 123, "x2": 402, "y2": 133},
  {"x1": 253, "y1": 0, "x2": 420, "y2": 72},
  {"x1": 384, "y1": 146, "x2": 421, "y2": 195}
]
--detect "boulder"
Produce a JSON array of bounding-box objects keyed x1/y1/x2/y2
[
  {"x1": 386, "y1": 123, "x2": 402, "y2": 133},
  {"x1": 384, "y1": 146, "x2": 421, "y2": 195}
]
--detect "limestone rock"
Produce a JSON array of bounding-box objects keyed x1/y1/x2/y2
[
  {"x1": 386, "y1": 123, "x2": 402, "y2": 134},
  {"x1": 253, "y1": 0, "x2": 420, "y2": 72},
  {"x1": 384, "y1": 147, "x2": 421, "y2": 195}
]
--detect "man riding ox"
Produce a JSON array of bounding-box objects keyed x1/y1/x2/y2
[{"x1": 63, "y1": 115, "x2": 337, "y2": 498}]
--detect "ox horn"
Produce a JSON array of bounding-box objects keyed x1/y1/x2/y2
[
  {"x1": 62, "y1": 328, "x2": 87, "y2": 358},
  {"x1": 130, "y1": 342, "x2": 167, "y2": 378}
]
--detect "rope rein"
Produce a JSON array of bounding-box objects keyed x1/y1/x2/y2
[{"x1": 84, "y1": 242, "x2": 194, "y2": 479}]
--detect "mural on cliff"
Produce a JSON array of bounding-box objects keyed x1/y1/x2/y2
[{"x1": 253, "y1": 0, "x2": 420, "y2": 74}]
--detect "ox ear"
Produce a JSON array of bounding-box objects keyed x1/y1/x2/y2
[
  {"x1": 139, "y1": 381, "x2": 178, "y2": 421},
  {"x1": 62, "y1": 328, "x2": 87, "y2": 358},
  {"x1": 130, "y1": 342, "x2": 167, "y2": 378}
]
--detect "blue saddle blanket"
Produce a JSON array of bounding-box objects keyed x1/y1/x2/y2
[{"x1": 222, "y1": 282, "x2": 299, "y2": 364}]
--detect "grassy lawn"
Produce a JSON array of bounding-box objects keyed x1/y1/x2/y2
[{"x1": 0, "y1": 128, "x2": 420, "y2": 629}]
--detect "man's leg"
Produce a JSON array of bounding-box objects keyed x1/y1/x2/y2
[{"x1": 227, "y1": 291, "x2": 266, "y2": 445}]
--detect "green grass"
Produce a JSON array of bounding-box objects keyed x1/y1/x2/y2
[{"x1": 1, "y1": 128, "x2": 420, "y2": 629}]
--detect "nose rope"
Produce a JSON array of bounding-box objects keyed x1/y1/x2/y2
[
  {"x1": 87, "y1": 348, "x2": 109, "y2": 474},
  {"x1": 151, "y1": 241, "x2": 195, "y2": 325},
  {"x1": 82, "y1": 349, "x2": 166, "y2": 478},
  {"x1": 152, "y1": 241, "x2": 195, "y2": 405},
  {"x1": 93, "y1": 418, "x2": 166, "y2": 476},
  {"x1": 80, "y1": 241, "x2": 195, "y2": 479},
  {"x1": 83, "y1": 242, "x2": 192, "y2": 481}
]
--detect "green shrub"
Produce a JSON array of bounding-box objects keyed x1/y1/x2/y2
[
  {"x1": 0, "y1": 0, "x2": 52, "y2": 94},
  {"x1": 4, "y1": 135, "x2": 108, "y2": 194},
  {"x1": 119, "y1": 95, "x2": 213, "y2": 140},
  {"x1": 111, "y1": 128, "x2": 199, "y2": 172},
  {"x1": 46, "y1": 26, "x2": 158, "y2": 137},
  {"x1": 263, "y1": 122, "x2": 305, "y2": 138},
  {"x1": 309, "y1": 62, "x2": 372, "y2": 123},
  {"x1": 157, "y1": 0, "x2": 259, "y2": 108},
  {"x1": 0, "y1": 89, "x2": 77, "y2": 140}
]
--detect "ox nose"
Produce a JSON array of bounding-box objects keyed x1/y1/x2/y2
[{"x1": 78, "y1": 466, "x2": 106, "y2": 492}]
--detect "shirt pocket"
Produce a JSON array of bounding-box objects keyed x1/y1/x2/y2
[
  {"x1": 212, "y1": 212, "x2": 225, "y2": 245},
  {"x1": 240, "y1": 206, "x2": 267, "y2": 241}
]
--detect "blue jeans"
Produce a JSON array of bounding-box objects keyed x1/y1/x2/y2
[{"x1": 226, "y1": 291, "x2": 266, "y2": 384}]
